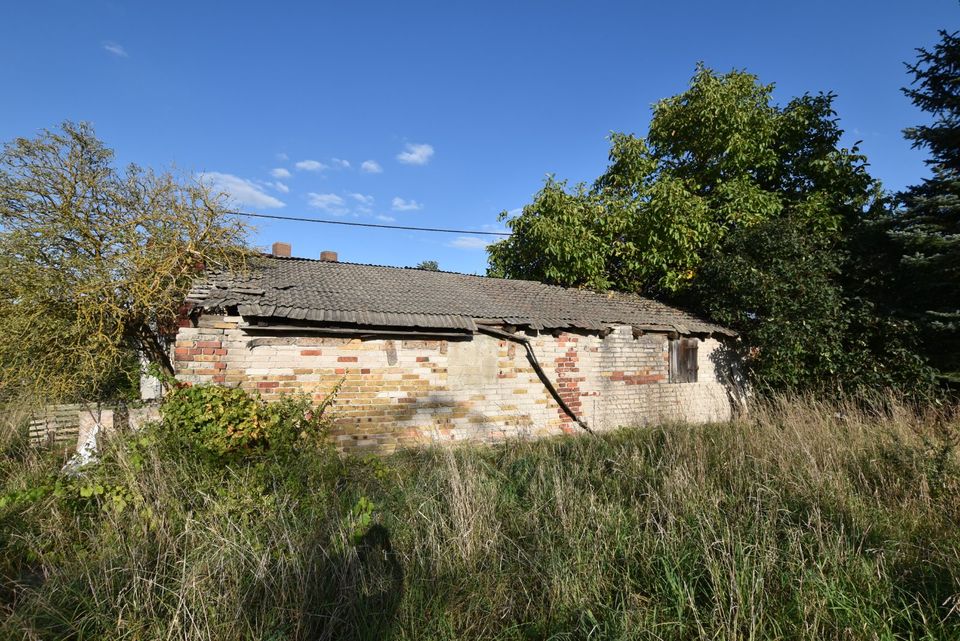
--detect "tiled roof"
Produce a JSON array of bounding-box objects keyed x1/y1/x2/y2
[{"x1": 187, "y1": 256, "x2": 734, "y2": 336}]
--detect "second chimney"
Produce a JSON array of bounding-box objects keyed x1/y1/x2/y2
[
  {"x1": 271, "y1": 242, "x2": 292, "y2": 258},
  {"x1": 320, "y1": 250, "x2": 338, "y2": 262}
]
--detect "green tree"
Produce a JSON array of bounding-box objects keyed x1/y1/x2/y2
[
  {"x1": 0, "y1": 122, "x2": 248, "y2": 402},
  {"x1": 489, "y1": 65, "x2": 931, "y2": 393},
  {"x1": 415, "y1": 259, "x2": 440, "y2": 271},
  {"x1": 490, "y1": 66, "x2": 876, "y2": 295},
  {"x1": 488, "y1": 179, "x2": 614, "y2": 288},
  {"x1": 693, "y1": 216, "x2": 931, "y2": 393},
  {"x1": 890, "y1": 31, "x2": 960, "y2": 381}
]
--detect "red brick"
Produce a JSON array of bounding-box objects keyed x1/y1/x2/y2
[
  {"x1": 416, "y1": 356, "x2": 429, "y2": 362},
  {"x1": 257, "y1": 381, "x2": 279, "y2": 389},
  {"x1": 195, "y1": 341, "x2": 222, "y2": 348},
  {"x1": 338, "y1": 356, "x2": 358, "y2": 363},
  {"x1": 300, "y1": 349, "x2": 322, "y2": 356}
]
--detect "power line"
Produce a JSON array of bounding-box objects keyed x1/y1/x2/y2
[{"x1": 227, "y1": 210, "x2": 512, "y2": 237}]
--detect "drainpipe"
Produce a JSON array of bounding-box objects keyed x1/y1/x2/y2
[
  {"x1": 477, "y1": 325, "x2": 594, "y2": 435},
  {"x1": 245, "y1": 321, "x2": 594, "y2": 435}
]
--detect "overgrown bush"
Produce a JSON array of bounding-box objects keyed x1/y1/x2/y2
[
  {"x1": 160, "y1": 383, "x2": 333, "y2": 460},
  {"x1": 1, "y1": 394, "x2": 958, "y2": 640}
]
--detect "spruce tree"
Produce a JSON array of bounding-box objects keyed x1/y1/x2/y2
[{"x1": 896, "y1": 30, "x2": 960, "y2": 380}]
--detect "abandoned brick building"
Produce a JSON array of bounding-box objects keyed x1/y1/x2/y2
[{"x1": 171, "y1": 244, "x2": 738, "y2": 452}]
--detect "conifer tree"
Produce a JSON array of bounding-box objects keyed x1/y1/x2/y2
[{"x1": 896, "y1": 31, "x2": 960, "y2": 380}]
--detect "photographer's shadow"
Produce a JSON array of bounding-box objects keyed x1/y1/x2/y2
[{"x1": 306, "y1": 523, "x2": 404, "y2": 640}]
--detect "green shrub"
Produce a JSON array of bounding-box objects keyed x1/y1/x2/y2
[{"x1": 159, "y1": 384, "x2": 331, "y2": 461}]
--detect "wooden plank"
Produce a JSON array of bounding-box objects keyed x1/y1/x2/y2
[{"x1": 26, "y1": 403, "x2": 89, "y2": 447}]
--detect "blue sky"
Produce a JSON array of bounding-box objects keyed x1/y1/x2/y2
[{"x1": 1, "y1": 1, "x2": 956, "y2": 274}]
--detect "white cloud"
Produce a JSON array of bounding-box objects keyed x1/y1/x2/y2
[
  {"x1": 391, "y1": 197, "x2": 422, "y2": 211},
  {"x1": 360, "y1": 160, "x2": 383, "y2": 174},
  {"x1": 276, "y1": 152, "x2": 289, "y2": 161},
  {"x1": 331, "y1": 158, "x2": 351, "y2": 169},
  {"x1": 271, "y1": 181, "x2": 290, "y2": 194},
  {"x1": 376, "y1": 214, "x2": 396, "y2": 222},
  {"x1": 270, "y1": 167, "x2": 291, "y2": 179},
  {"x1": 199, "y1": 172, "x2": 285, "y2": 209},
  {"x1": 448, "y1": 236, "x2": 491, "y2": 250},
  {"x1": 396, "y1": 143, "x2": 434, "y2": 165},
  {"x1": 350, "y1": 193, "x2": 375, "y2": 206},
  {"x1": 307, "y1": 192, "x2": 347, "y2": 215},
  {"x1": 295, "y1": 159, "x2": 328, "y2": 172},
  {"x1": 102, "y1": 41, "x2": 128, "y2": 57}
]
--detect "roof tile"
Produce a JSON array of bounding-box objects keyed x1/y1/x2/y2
[{"x1": 190, "y1": 257, "x2": 733, "y2": 336}]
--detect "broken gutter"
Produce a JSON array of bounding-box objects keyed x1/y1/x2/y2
[
  {"x1": 242, "y1": 323, "x2": 472, "y2": 341},
  {"x1": 240, "y1": 320, "x2": 599, "y2": 436},
  {"x1": 476, "y1": 325, "x2": 594, "y2": 436}
]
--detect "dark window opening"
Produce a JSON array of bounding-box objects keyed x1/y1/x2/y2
[{"x1": 670, "y1": 337, "x2": 699, "y2": 383}]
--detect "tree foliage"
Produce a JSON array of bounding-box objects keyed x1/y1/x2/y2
[
  {"x1": 903, "y1": 31, "x2": 960, "y2": 173},
  {"x1": 489, "y1": 65, "x2": 932, "y2": 393},
  {"x1": 693, "y1": 217, "x2": 931, "y2": 393},
  {"x1": 415, "y1": 259, "x2": 440, "y2": 271},
  {"x1": 889, "y1": 31, "x2": 960, "y2": 380},
  {"x1": 489, "y1": 65, "x2": 877, "y2": 295},
  {"x1": 0, "y1": 122, "x2": 248, "y2": 402}
]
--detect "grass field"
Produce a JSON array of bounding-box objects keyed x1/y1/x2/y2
[{"x1": 1, "y1": 396, "x2": 958, "y2": 640}]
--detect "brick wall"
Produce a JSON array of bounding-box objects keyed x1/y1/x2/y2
[{"x1": 173, "y1": 316, "x2": 734, "y2": 453}]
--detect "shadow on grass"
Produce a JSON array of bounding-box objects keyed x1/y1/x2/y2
[{"x1": 295, "y1": 524, "x2": 406, "y2": 641}]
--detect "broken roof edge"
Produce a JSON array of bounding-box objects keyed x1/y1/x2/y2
[
  {"x1": 187, "y1": 255, "x2": 737, "y2": 338},
  {"x1": 189, "y1": 303, "x2": 735, "y2": 339},
  {"x1": 232, "y1": 304, "x2": 480, "y2": 332}
]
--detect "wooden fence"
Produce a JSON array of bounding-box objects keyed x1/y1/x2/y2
[
  {"x1": 27, "y1": 403, "x2": 155, "y2": 448},
  {"x1": 27, "y1": 404, "x2": 86, "y2": 447}
]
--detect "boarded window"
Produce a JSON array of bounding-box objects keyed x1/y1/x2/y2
[{"x1": 669, "y1": 338, "x2": 699, "y2": 383}]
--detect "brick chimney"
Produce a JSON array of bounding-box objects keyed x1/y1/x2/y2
[
  {"x1": 271, "y1": 241, "x2": 291, "y2": 258},
  {"x1": 320, "y1": 250, "x2": 338, "y2": 262}
]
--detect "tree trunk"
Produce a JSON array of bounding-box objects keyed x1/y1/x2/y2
[{"x1": 137, "y1": 326, "x2": 175, "y2": 379}]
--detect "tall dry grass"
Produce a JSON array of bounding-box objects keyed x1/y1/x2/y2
[{"x1": 1, "y1": 394, "x2": 958, "y2": 640}]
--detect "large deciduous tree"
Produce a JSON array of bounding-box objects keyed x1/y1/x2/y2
[
  {"x1": 489, "y1": 65, "x2": 932, "y2": 394},
  {"x1": 0, "y1": 122, "x2": 248, "y2": 402},
  {"x1": 489, "y1": 66, "x2": 878, "y2": 295}
]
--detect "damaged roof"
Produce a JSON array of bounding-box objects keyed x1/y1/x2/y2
[{"x1": 187, "y1": 256, "x2": 734, "y2": 336}]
